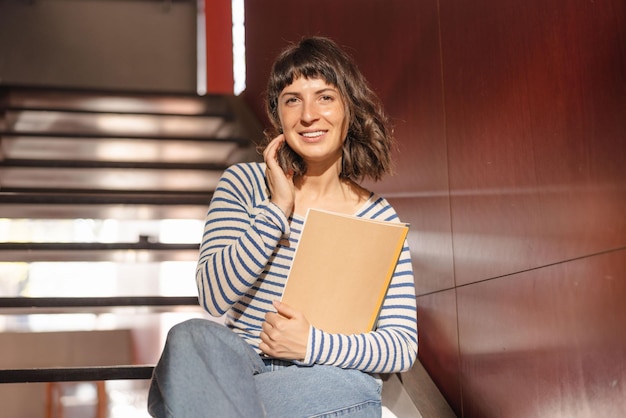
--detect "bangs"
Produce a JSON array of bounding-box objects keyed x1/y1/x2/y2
[{"x1": 271, "y1": 51, "x2": 339, "y2": 94}]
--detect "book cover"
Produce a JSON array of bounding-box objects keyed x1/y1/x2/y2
[{"x1": 280, "y1": 208, "x2": 409, "y2": 334}]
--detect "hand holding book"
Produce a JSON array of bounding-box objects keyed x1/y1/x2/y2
[
  {"x1": 259, "y1": 300, "x2": 310, "y2": 360},
  {"x1": 281, "y1": 209, "x2": 409, "y2": 335}
]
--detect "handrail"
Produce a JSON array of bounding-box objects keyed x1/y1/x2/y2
[
  {"x1": 0, "y1": 242, "x2": 199, "y2": 251},
  {"x1": 0, "y1": 365, "x2": 155, "y2": 383},
  {"x1": 0, "y1": 296, "x2": 199, "y2": 308}
]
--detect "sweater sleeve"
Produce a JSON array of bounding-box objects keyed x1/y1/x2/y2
[
  {"x1": 300, "y1": 233, "x2": 418, "y2": 373},
  {"x1": 196, "y1": 164, "x2": 290, "y2": 316}
]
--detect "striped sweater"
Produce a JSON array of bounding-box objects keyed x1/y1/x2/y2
[{"x1": 196, "y1": 162, "x2": 418, "y2": 373}]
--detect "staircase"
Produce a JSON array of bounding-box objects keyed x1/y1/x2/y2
[
  {"x1": 0, "y1": 85, "x2": 261, "y2": 219},
  {"x1": 0, "y1": 85, "x2": 263, "y2": 416}
]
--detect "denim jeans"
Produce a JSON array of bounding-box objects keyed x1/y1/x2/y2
[{"x1": 148, "y1": 318, "x2": 382, "y2": 418}]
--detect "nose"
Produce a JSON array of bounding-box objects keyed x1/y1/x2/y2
[{"x1": 300, "y1": 100, "x2": 319, "y2": 124}]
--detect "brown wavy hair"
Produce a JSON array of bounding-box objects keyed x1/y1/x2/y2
[{"x1": 263, "y1": 36, "x2": 393, "y2": 182}]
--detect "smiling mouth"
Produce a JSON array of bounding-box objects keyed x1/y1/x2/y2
[{"x1": 300, "y1": 130, "x2": 326, "y2": 139}]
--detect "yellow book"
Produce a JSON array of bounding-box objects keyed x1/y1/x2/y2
[{"x1": 281, "y1": 208, "x2": 409, "y2": 334}]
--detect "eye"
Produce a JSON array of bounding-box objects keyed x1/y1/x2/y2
[
  {"x1": 284, "y1": 96, "x2": 300, "y2": 105},
  {"x1": 320, "y1": 95, "x2": 334, "y2": 102}
]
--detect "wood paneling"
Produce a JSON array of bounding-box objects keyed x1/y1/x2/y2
[
  {"x1": 414, "y1": 289, "x2": 462, "y2": 416},
  {"x1": 457, "y1": 249, "x2": 626, "y2": 418},
  {"x1": 388, "y1": 197, "x2": 455, "y2": 295},
  {"x1": 440, "y1": 0, "x2": 626, "y2": 285}
]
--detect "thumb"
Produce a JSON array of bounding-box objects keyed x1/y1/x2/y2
[{"x1": 273, "y1": 300, "x2": 298, "y2": 318}]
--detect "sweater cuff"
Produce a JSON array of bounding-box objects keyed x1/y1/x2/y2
[
  {"x1": 262, "y1": 201, "x2": 290, "y2": 237},
  {"x1": 297, "y1": 326, "x2": 321, "y2": 366}
]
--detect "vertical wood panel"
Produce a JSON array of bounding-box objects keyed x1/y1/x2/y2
[
  {"x1": 389, "y1": 197, "x2": 454, "y2": 296},
  {"x1": 440, "y1": 0, "x2": 626, "y2": 285},
  {"x1": 456, "y1": 250, "x2": 626, "y2": 418},
  {"x1": 414, "y1": 289, "x2": 462, "y2": 416}
]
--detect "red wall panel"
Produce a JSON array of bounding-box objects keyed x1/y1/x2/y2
[
  {"x1": 457, "y1": 249, "x2": 626, "y2": 417},
  {"x1": 439, "y1": 0, "x2": 626, "y2": 285},
  {"x1": 436, "y1": 0, "x2": 626, "y2": 416},
  {"x1": 413, "y1": 289, "x2": 462, "y2": 414}
]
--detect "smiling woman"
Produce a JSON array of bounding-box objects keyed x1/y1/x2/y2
[{"x1": 148, "y1": 36, "x2": 417, "y2": 418}]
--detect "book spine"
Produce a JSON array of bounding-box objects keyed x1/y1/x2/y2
[{"x1": 366, "y1": 227, "x2": 410, "y2": 331}]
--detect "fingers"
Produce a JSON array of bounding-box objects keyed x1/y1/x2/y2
[
  {"x1": 258, "y1": 332, "x2": 272, "y2": 355},
  {"x1": 264, "y1": 310, "x2": 279, "y2": 327},
  {"x1": 260, "y1": 309, "x2": 287, "y2": 350},
  {"x1": 259, "y1": 316, "x2": 279, "y2": 355},
  {"x1": 259, "y1": 304, "x2": 310, "y2": 360},
  {"x1": 260, "y1": 321, "x2": 274, "y2": 343},
  {"x1": 263, "y1": 134, "x2": 285, "y2": 169},
  {"x1": 272, "y1": 300, "x2": 296, "y2": 319},
  {"x1": 263, "y1": 134, "x2": 295, "y2": 216},
  {"x1": 263, "y1": 134, "x2": 286, "y2": 185}
]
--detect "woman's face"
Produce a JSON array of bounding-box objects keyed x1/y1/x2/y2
[{"x1": 277, "y1": 76, "x2": 349, "y2": 166}]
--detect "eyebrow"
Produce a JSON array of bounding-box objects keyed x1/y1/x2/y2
[{"x1": 280, "y1": 87, "x2": 339, "y2": 97}]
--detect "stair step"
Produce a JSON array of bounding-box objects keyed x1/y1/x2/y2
[
  {"x1": 2, "y1": 109, "x2": 243, "y2": 140},
  {"x1": 0, "y1": 158, "x2": 228, "y2": 170},
  {"x1": 0, "y1": 166, "x2": 223, "y2": 193},
  {"x1": 2, "y1": 85, "x2": 232, "y2": 117},
  {"x1": 1, "y1": 135, "x2": 245, "y2": 164}
]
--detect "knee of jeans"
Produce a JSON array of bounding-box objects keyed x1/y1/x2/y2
[{"x1": 166, "y1": 318, "x2": 208, "y2": 346}]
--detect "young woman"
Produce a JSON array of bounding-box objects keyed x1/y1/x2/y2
[{"x1": 148, "y1": 36, "x2": 417, "y2": 418}]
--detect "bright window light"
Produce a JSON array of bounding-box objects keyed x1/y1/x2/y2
[
  {"x1": 232, "y1": 0, "x2": 246, "y2": 95},
  {"x1": 196, "y1": 0, "x2": 207, "y2": 96}
]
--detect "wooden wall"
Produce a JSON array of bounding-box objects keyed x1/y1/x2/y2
[{"x1": 243, "y1": 0, "x2": 626, "y2": 416}]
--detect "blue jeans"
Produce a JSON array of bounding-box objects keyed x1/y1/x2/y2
[{"x1": 148, "y1": 318, "x2": 382, "y2": 417}]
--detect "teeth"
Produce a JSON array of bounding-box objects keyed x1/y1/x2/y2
[{"x1": 301, "y1": 131, "x2": 325, "y2": 138}]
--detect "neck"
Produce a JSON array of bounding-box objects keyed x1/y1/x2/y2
[
  {"x1": 293, "y1": 161, "x2": 368, "y2": 217},
  {"x1": 295, "y1": 158, "x2": 343, "y2": 197}
]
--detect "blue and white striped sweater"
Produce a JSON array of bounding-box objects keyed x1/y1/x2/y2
[{"x1": 196, "y1": 162, "x2": 417, "y2": 373}]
